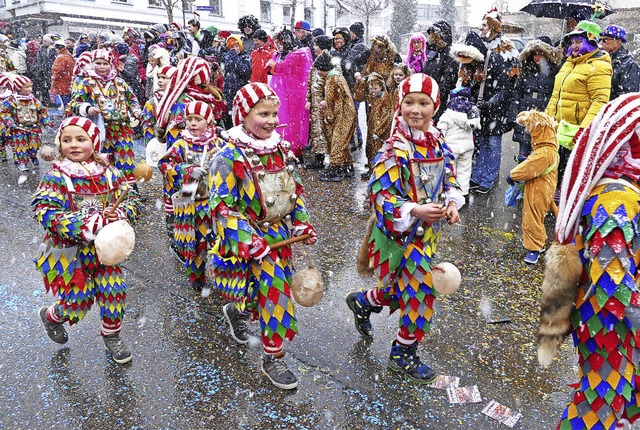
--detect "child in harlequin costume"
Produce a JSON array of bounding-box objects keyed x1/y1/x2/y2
[
  {"x1": 69, "y1": 48, "x2": 142, "y2": 185},
  {"x1": 0, "y1": 74, "x2": 14, "y2": 162},
  {"x1": 537, "y1": 93, "x2": 640, "y2": 430},
  {"x1": 154, "y1": 56, "x2": 222, "y2": 149},
  {"x1": 33, "y1": 116, "x2": 140, "y2": 364},
  {"x1": 158, "y1": 101, "x2": 225, "y2": 292},
  {"x1": 3, "y1": 75, "x2": 51, "y2": 171},
  {"x1": 154, "y1": 57, "x2": 222, "y2": 230},
  {"x1": 141, "y1": 65, "x2": 176, "y2": 145},
  {"x1": 347, "y1": 74, "x2": 464, "y2": 383},
  {"x1": 209, "y1": 82, "x2": 318, "y2": 390}
]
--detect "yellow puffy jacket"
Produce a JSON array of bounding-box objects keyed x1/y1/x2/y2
[{"x1": 545, "y1": 49, "x2": 612, "y2": 128}]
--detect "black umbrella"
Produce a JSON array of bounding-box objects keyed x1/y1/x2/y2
[{"x1": 520, "y1": 0, "x2": 614, "y2": 20}]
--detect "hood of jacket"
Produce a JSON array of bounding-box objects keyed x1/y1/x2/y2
[
  {"x1": 519, "y1": 39, "x2": 563, "y2": 65},
  {"x1": 429, "y1": 20, "x2": 453, "y2": 46}
]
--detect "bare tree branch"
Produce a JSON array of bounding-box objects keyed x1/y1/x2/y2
[{"x1": 343, "y1": 0, "x2": 388, "y2": 41}]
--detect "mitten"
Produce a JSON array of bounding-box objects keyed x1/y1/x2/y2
[{"x1": 249, "y1": 235, "x2": 271, "y2": 261}]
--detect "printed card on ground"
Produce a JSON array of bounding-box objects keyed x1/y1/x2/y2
[
  {"x1": 428, "y1": 375, "x2": 460, "y2": 390},
  {"x1": 446, "y1": 385, "x2": 482, "y2": 404},
  {"x1": 481, "y1": 400, "x2": 523, "y2": 428}
]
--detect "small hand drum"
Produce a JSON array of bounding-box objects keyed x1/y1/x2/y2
[
  {"x1": 95, "y1": 220, "x2": 136, "y2": 266},
  {"x1": 290, "y1": 264, "x2": 324, "y2": 307},
  {"x1": 432, "y1": 262, "x2": 461, "y2": 295}
]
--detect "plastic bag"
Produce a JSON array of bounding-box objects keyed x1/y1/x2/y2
[{"x1": 504, "y1": 182, "x2": 524, "y2": 208}]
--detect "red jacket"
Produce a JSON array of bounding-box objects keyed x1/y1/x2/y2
[
  {"x1": 250, "y1": 43, "x2": 275, "y2": 84},
  {"x1": 50, "y1": 48, "x2": 75, "y2": 96}
]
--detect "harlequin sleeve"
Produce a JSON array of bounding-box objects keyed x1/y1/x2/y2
[
  {"x1": 121, "y1": 79, "x2": 141, "y2": 116},
  {"x1": 35, "y1": 98, "x2": 50, "y2": 128},
  {"x1": 1, "y1": 98, "x2": 15, "y2": 129},
  {"x1": 32, "y1": 171, "x2": 106, "y2": 242},
  {"x1": 289, "y1": 171, "x2": 314, "y2": 237},
  {"x1": 141, "y1": 100, "x2": 156, "y2": 144},
  {"x1": 208, "y1": 147, "x2": 261, "y2": 260},
  {"x1": 107, "y1": 167, "x2": 140, "y2": 225},
  {"x1": 69, "y1": 80, "x2": 93, "y2": 117},
  {"x1": 440, "y1": 140, "x2": 465, "y2": 209},
  {"x1": 369, "y1": 145, "x2": 414, "y2": 236},
  {"x1": 158, "y1": 140, "x2": 186, "y2": 193}
]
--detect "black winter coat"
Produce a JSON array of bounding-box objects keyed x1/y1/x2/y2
[
  {"x1": 423, "y1": 46, "x2": 457, "y2": 120},
  {"x1": 223, "y1": 49, "x2": 252, "y2": 107},
  {"x1": 510, "y1": 62, "x2": 560, "y2": 143},
  {"x1": 459, "y1": 52, "x2": 510, "y2": 136},
  {"x1": 344, "y1": 37, "x2": 369, "y2": 91},
  {"x1": 610, "y1": 47, "x2": 640, "y2": 101}
]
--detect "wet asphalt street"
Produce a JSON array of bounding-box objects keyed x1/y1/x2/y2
[{"x1": 0, "y1": 113, "x2": 597, "y2": 430}]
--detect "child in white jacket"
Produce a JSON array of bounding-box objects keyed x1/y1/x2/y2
[{"x1": 436, "y1": 87, "x2": 480, "y2": 196}]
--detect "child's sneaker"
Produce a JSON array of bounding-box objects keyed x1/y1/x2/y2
[
  {"x1": 387, "y1": 341, "x2": 437, "y2": 384},
  {"x1": 17, "y1": 163, "x2": 29, "y2": 171},
  {"x1": 191, "y1": 279, "x2": 205, "y2": 292},
  {"x1": 346, "y1": 292, "x2": 383, "y2": 340},
  {"x1": 222, "y1": 303, "x2": 250, "y2": 344},
  {"x1": 524, "y1": 250, "x2": 541, "y2": 265},
  {"x1": 102, "y1": 333, "x2": 132, "y2": 364},
  {"x1": 39, "y1": 306, "x2": 68, "y2": 344},
  {"x1": 31, "y1": 156, "x2": 39, "y2": 166},
  {"x1": 261, "y1": 353, "x2": 298, "y2": 390}
]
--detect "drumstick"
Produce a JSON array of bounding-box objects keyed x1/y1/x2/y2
[
  {"x1": 270, "y1": 233, "x2": 312, "y2": 250},
  {"x1": 107, "y1": 185, "x2": 130, "y2": 216}
]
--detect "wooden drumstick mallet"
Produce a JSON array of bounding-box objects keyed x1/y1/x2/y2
[
  {"x1": 270, "y1": 233, "x2": 312, "y2": 250},
  {"x1": 106, "y1": 185, "x2": 130, "y2": 216}
]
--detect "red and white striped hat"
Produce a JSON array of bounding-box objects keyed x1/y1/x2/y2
[
  {"x1": 0, "y1": 74, "x2": 12, "y2": 91},
  {"x1": 158, "y1": 65, "x2": 177, "y2": 78},
  {"x1": 397, "y1": 73, "x2": 440, "y2": 112},
  {"x1": 156, "y1": 57, "x2": 211, "y2": 129},
  {"x1": 57, "y1": 116, "x2": 102, "y2": 152},
  {"x1": 12, "y1": 75, "x2": 32, "y2": 91},
  {"x1": 185, "y1": 101, "x2": 214, "y2": 125},
  {"x1": 73, "y1": 51, "x2": 94, "y2": 78},
  {"x1": 92, "y1": 48, "x2": 115, "y2": 66},
  {"x1": 232, "y1": 82, "x2": 279, "y2": 126}
]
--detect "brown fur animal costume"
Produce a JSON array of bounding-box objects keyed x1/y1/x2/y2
[{"x1": 509, "y1": 110, "x2": 558, "y2": 253}]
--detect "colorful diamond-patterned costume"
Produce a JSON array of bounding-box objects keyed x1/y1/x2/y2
[
  {"x1": 545, "y1": 94, "x2": 640, "y2": 429},
  {"x1": 158, "y1": 128, "x2": 225, "y2": 284},
  {"x1": 32, "y1": 159, "x2": 139, "y2": 334},
  {"x1": 208, "y1": 125, "x2": 315, "y2": 353},
  {"x1": 3, "y1": 93, "x2": 50, "y2": 166},
  {"x1": 365, "y1": 118, "x2": 462, "y2": 342},
  {"x1": 0, "y1": 86, "x2": 14, "y2": 161},
  {"x1": 69, "y1": 76, "x2": 141, "y2": 184}
]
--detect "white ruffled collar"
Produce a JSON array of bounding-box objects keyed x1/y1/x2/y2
[
  {"x1": 227, "y1": 125, "x2": 281, "y2": 151},
  {"x1": 54, "y1": 159, "x2": 107, "y2": 177}
]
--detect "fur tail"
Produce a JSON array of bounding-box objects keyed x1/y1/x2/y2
[
  {"x1": 537, "y1": 242, "x2": 582, "y2": 367},
  {"x1": 357, "y1": 215, "x2": 376, "y2": 277}
]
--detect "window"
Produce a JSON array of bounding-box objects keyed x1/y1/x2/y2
[
  {"x1": 148, "y1": 0, "x2": 161, "y2": 6},
  {"x1": 304, "y1": 7, "x2": 312, "y2": 24},
  {"x1": 209, "y1": 0, "x2": 222, "y2": 16},
  {"x1": 416, "y1": 4, "x2": 440, "y2": 21},
  {"x1": 260, "y1": 1, "x2": 271, "y2": 23},
  {"x1": 283, "y1": 5, "x2": 291, "y2": 24}
]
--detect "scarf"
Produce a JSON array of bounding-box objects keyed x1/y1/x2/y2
[
  {"x1": 556, "y1": 93, "x2": 640, "y2": 244},
  {"x1": 179, "y1": 127, "x2": 217, "y2": 147},
  {"x1": 87, "y1": 69, "x2": 119, "y2": 83}
]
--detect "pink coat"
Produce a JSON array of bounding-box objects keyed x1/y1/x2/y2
[{"x1": 269, "y1": 47, "x2": 312, "y2": 155}]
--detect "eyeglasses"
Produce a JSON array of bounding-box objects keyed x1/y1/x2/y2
[{"x1": 599, "y1": 37, "x2": 614, "y2": 43}]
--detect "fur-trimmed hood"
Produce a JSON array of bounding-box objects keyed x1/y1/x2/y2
[
  {"x1": 450, "y1": 31, "x2": 486, "y2": 64},
  {"x1": 519, "y1": 39, "x2": 563, "y2": 65},
  {"x1": 450, "y1": 43, "x2": 484, "y2": 64}
]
